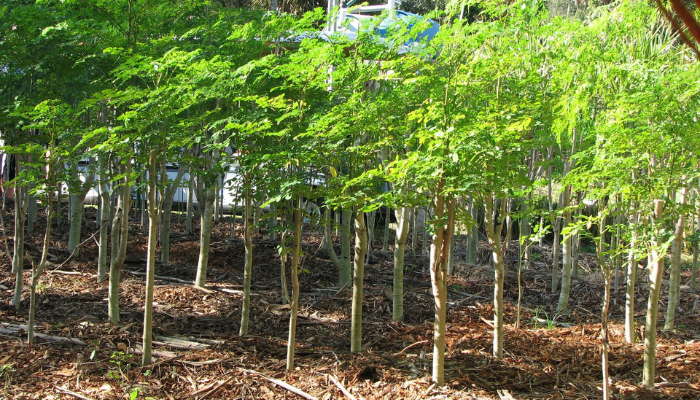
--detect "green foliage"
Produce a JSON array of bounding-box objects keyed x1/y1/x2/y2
[{"x1": 530, "y1": 306, "x2": 556, "y2": 330}]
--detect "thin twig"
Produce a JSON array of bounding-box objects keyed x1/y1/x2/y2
[
  {"x1": 328, "y1": 374, "x2": 357, "y2": 400},
  {"x1": 50, "y1": 229, "x2": 100, "y2": 272},
  {"x1": 54, "y1": 386, "x2": 97, "y2": 400},
  {"x1": 239, "y1": 368, "x2": 318, "y2": 400},
  {"x1": 199, "y1": 375, "x2": 235, "y2": 399},
  {"x1": 393, "y1": 340, "x2": 429, "y2": 356}
]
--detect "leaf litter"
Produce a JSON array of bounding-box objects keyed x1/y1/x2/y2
[{"x1": 0, "y1": 210, "x2": 699, "y2": 399}]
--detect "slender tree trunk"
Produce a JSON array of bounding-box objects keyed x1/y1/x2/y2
[
  {"x1": 411, "y1": 207, "x2": 418, "y2": 256},
  {"x1": 350, "y1": 209, "x2": 367, "y2": 353},
  {"x1": 520, "y1": 195, "x2": 531, "y2": 267},
  {"x1": 67, "y1": 161, "x2": 96, "y2": 255},
  {"x1": 286, "y1": 203, "x2": 303, "y2": 370},
  {"x1": 447, "y1": 219, "x2": 456, "y2": 275},
  {"x1": 692, "y1": 211, "x2": 698, "y2": 291},
  {"x1": 240, "y1": 173, "x2": 254, "y2": 336},
  {"x1": 612, "y1": 216, "x2": 622, "y2": 296},
  {"x1": 503, "y1": 199, "x2": 513, "y2": 252},
  {"x1": 269, "y1": 203, "x2": 277, "y2": 241},
  {"x1": 339, "y1": 208, "x2": 352, "y2": 287},
  {"x1": 643, "y1": 199, "x2": 666, "y2": 388},
  {"x1": 465, "y1": 197, "x2": 478, "y2": 267},
  {"x1": 142, "y1": 150, "x2": 160, "y2": 366},
  {"x1": 334, "y1": 209, "x2": 340, "y2": 237},
  {"x1": 692, "y1": 186, "x2": 699, "y2": 291},
  {"x1": 429, "y1": 189, "x2": 453, "y2": 386},
  {"x1": 551, "y1": 216, "x2": 561, "y2": 294},
  {"x1": 67, "y1": 195, "x2": 85, "y2": 254},
  {"x1": 597, "y1": 207, "x2": 611, "y2": 400},
  {"x1": 601, "y1": 260, "x2": 612, "y2": 400},
  {"x1": 324, "y1": 208, "x2": 341, "y2": 268},
  {"x1": 160, "y1": 167, "x2": 185, "y2": 265},
  {"x1": 12, "y1": 175, "x2": 26, "y2": 310},
  {"x1": 108, "y1": 189, "x2": 123, "y2": 323},
  {"x1": 0, "y1": 196, "x2": 11, "y2": 263},
  {"x1": 571, "y1": 229, "x2": 580, "y2": 279},
  {"x1": 108, "y1": 163, "x2": 131, "y2": 323},
  {"x1": 624, "y1": 212, "x2": 639, "y2": 344},
  {"x1": 422, "y1": 209, "x2": 429, "y2": 256},
  {"x1": 382, "y1": 206, "x2": 391, "y2": 252},
  {"x1": 28, "y1": 164, "x2": 54, "y2": 344},
  {"x1": 366, "y1": 210, "x2": 375, "y2": 264},
  {"x1": 664, "y1": 186, "x2": 688, "y2": 330},
  {"x1": 26, "y1": 194, "x2": 36, "y2": 234},
  {"x1": 393, "y1": 207, "x2": 410, "y2": 322},
  {"x1": 556, "y1": 185, "x2": 573, "y2": 313},
  {"x1": 280, "y1": 229, "x2": 290, "y2": 305},
  {"x1": 97, "y1": 158, "x2": 111, "y2": 282},
  {"x1": 185, "y1": 171, "x2": 194, "y2": 234},
  {"x1": 484, "y1": 192, "x2": 506, "y2": 359},
  {"x1": 213, "y1": 175, "x2": 221, "y2": 222},
  {"x1": 195, "y1": 185, "x2": 215, "y2": 287}
]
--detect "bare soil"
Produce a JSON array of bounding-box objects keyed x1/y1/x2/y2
[{"x1": 1, "y1": 208, "x2": 699, "y2": 399}]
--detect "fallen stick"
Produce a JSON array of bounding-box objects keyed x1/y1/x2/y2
[
  {"x1": 152, "y1": 340, "x2": 207, "y2": 351},
  {"x1": 0, "y1": 323, "x2": 85, "y2": 345},
  {"x1": 479, "y1": 317, "x2": 495, "y2": 328},
  {"x1": 127, "y1": 270, "x2": 192, "y2": 284},
  {"x1": 239, "y1": 368, "x2": 318, "y2": 400},
  {"x1": 35, "y1": 332, "x2": 86, "y2": 346},
  {"x1": 328, "y1": 374, "x2": 356, "y2": 400},
  {"x1": 128, "y1": 271, "x2": 215, "y2": 293},
  {"x1": 393, "y1": 340, "x2": 429, "y2": 356},
  {"x1": 217, "y1": 288, "x2": 259, "y2": 296},
  {"x1": 175, "y1": 359, "x2": 222, "y2": 367},
  {"x1": 49, "y1": 270, "x2": 90, "y2": 276},
  {"x1": 422, "y1": 383, "x2": 436, "y2": 398},
  {"x1": 54, "y1": 386, "x2": 96, "y2": 400},
  {"x1": 155, "y1": 336, "x2": 210, "y2": 348},
  {"x1": 130, "y1": 347, "x2": 178, "y2": 360},
  {"x1": 198, "y1": 375, "x2": 235, "y2": 399}
]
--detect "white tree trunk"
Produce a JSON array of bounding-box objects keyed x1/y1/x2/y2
[
  {"x1": 664, "y1": 186, "x2": 688, "y2": 330},
  {"x1": 484, "y1": 193, "x2": 506, "y2": 359},
  {"x1": 185, "y1": 171, "x2": 194, "y2": 234},
  {"x1": 108, "y1": 163, "x2": 132, "y2": 323},
  {"x1": 194, "y1": 185, "x2": 215, "y2": 288},
  {"x1": 382, "y1": 206, "x2": 391, "y2": 252},
  {"x1": 339, "y1": 208, "x2": 352, "y2": 287},
  {"x1": 12, "y1": 176, "x2": 26, "y2": 310},
  {"x1": 365, "y1": 210, "x2": 375, "y2": 264},
  {"x1": 286, "y1": 204, "x2": 303, "y2": 370},
  {"x1": 624, "y1": 213, "x2": 639, "y2": 344},
  {"x1": 350, "y1": 209, "x2": 367, "y2": 353},
  {"x1": 324, "y1": 208, "x2": 341, "y2": 268},
  {"x1": 67, "y1": 161, "x2": 96, "y2": 255},
  {"x1": 239, "y1": 174, "x2": 254, "y2": 336},
  {"x1": 643, "y1": 199, "x2": 666, "y2": 388},
  {"x1": 142, "y1": 150, "x2": 160, "y2": 366},
  {"x1": 429, "y1": 189, "x2": 453, "y2": 386},
  {"x1": 28, "y1": 169, "x2": 53, "y2": 344},
  {"x1": 160, "y1": 167, "x2": 186, "y2": 265},
  {"x1": 97, "y1": 158, "x2": 111, "y2": 282},
  {"x1": 393, "y1": 207, "x2": 410, "y2": 322},
  {"x1": 551, "y1": 217, "x2": 561, "y2": 294},
  {"x1": 556, "y1": 185, "x2": 573, "y2": 313},
  {"x1": 465, "y1": 197, "x2": 478, "y2": 267}
]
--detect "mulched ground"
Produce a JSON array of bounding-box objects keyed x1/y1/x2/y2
[{"x1": 1, "y1": 208, "x2": 699, "y2": 399}]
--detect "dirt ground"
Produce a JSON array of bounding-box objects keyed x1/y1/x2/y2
[{"x1": 1, "y1": 208, "x2": 700, "y2": 399}]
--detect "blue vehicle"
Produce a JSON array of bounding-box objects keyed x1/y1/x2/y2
[{"x1": 322, "y1": 0, "x2": 439, "y2": 52}]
